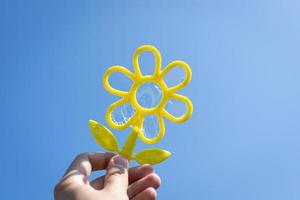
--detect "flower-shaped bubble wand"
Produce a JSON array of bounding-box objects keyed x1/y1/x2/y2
[{"x1": 89, "y1": 45, "x2": 193, "y2": 165}]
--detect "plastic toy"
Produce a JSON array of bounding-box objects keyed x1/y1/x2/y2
[{"x1": 89, "y1": 45, "x2": 193, "y2": 165}]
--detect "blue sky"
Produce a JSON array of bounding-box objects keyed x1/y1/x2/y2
[{"x1": 1, "y1": 0, "x2": 300, "y2": 199}]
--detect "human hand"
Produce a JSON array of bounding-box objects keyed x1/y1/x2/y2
[{"x1": 54, "y1": 152, "x2": 161, "y2": 200}]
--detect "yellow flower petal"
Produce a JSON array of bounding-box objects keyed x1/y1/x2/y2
[
  {"x1": 162, "y1": 93, "x2": 193, "y2": 123},
  {"x1": 133, "y1": 45, "x2": 162, "y2": 77},
  {"x1": 106, "y1": 98, "x2": 137, "y2": 130},
  {"x1": 103, "y1": 65, "x2": 135, "y2": 97},
  {"x1": 138, "y1": 114, "x2": 165, "y2": 144},
  {"x1": 161, "y1": 60, "x2": 192, "y2": 93}
]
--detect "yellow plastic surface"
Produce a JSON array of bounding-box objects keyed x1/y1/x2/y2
[{"x1": 90, "y1": 45, "x2": 193, "y2": 165}]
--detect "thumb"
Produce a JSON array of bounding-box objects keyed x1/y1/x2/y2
[{"x1": 104, "y1": 154, "x2": 129, "y2": 194}]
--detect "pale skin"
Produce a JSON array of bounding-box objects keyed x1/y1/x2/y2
[{"x1": 54, "y1": 152, "x2": 161, "y2": 200}]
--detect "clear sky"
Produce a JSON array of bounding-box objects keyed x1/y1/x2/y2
[{"x1": 1, "y1": 0, "x2": 300, "y2": 199}]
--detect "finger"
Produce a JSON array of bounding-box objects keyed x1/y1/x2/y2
[
  {"x1": 90, "y1": 164, "x2": 154, "y2": 190},
  {"x1": 128, "y1": 173, "x2": 160, "y2": 199},
  {"x1": 104, "y1": 154, "x2": 129, "y2": 194},
  {"x1": 128, "y1": 165, "x2": 154, "y2": 183},
  {"x1": 61, "y1": 152, "x2": 114, "y2": 184},
  {"x1": 131, "y1": 187, "x2": 157, "y2": 200}
]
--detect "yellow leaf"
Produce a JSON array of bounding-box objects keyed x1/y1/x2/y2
[
  {"x1": 89, "y1": 120, "x2": 119, "y2": 151},
  {"x1": 135, "y1": 148, "x2": 171, "y2": 165}
]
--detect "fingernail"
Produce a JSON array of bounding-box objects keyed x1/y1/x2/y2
[{"x1": 110, "y1": 155, "x2": 128, "y2": 169}]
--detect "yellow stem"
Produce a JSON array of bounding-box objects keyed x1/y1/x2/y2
[{"x1": 120, "y1": 126, "x2": 140, "y2": 160}]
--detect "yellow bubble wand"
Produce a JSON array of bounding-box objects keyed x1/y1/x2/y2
[{"x1": 89, "y1": 45, "x2": 193, "y2": 165}]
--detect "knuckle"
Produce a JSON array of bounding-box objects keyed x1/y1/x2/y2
[{"x1": 74, "y1": 152, "x2": 88, "y2": 161}]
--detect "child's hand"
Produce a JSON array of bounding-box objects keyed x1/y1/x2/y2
[{"x1": 54, "y1": 152, "x2": 160, "y2": 200}]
